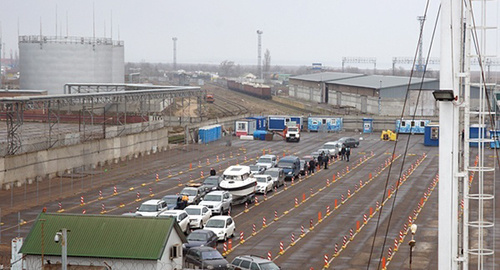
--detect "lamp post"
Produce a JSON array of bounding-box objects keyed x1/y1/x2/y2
[
  {"x1": 408, "y1": 224, "x2": 417, "y2": 270},
  {"x1": 54, "y1": 228, "x2": 69, "y2": 270}
]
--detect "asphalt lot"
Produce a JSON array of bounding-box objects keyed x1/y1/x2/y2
[{"x1": 0, "y1": 130, "x2": 498, "y2": 269}]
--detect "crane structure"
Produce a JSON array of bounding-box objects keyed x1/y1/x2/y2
[{"x1": 341, "y1": 57, "x2": 376, "y2": 73}]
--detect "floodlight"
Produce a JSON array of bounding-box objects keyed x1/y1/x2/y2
[{"x1": 432, "y1": 90, "x2": 456, "y2": 101}]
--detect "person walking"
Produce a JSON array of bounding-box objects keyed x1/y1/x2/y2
[
  {"x1": 210, "y1": 168, "x2": 216, "y2": 176},
  {"x1": 309, "y1": 158, "x2": 315, "y2": 174},
  {"x1": 317, "y1": 153, "x2": 324, "y2": 170},
  {"x1": 340, "y1": 145, "x2": 346, "y2": 160},
  {"x1": 324, "y1": 154, "x2": 329, "y2": 169},
  {"x1": 346, "y1": 146, "x2": 351, "y2": 162}
]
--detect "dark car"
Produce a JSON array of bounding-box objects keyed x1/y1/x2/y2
[
  {"x1": 161, "y1": 195, "x2": 188, "y2": 210},
  {"x1": 277, "y1": 156, "x2": 301, "y2": 181},
  {"x1": 201, "y1": 175, "x2": 221, "y2": 192},
  {"x1": 184, "y1": 246, "x2": 232, "y2": 270},
  {"x1": 183, "y1": 229, "x2": 218, "y2": 254},
  {"x1": 338, "y1": 137, "x2": 360, "y2": 148}
]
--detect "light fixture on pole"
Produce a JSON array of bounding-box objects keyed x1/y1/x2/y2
[
  {"x1": 408, "y1": 224, "x2": 417, "y2": 270},
  {"x1": 54, "y1": 228, "x2": 69, "y2": 270},
  {"x1": 432, "y1": 90, "x2": 457, "y2": 101}
]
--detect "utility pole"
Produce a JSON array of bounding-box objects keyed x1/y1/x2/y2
[
  {"x1": 257, "y1": 30, "x2": 263, "y2": 80},
  {"x1": 172, "y1": 37, "x2": 177, "y2": 71}
]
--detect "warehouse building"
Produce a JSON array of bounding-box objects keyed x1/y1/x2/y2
[{"x1": 289, "y1": 72, "x2": 440, "y2": 116}]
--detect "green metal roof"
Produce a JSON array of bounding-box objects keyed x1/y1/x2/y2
[{"x1": 20, "y1": 212, "x2": 187, "y2": 260}]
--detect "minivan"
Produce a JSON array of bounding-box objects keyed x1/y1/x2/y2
[{"x1": 277, "y1": 156, "x2": 301, "y2": 181}]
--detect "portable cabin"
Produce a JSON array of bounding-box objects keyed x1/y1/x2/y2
[
  {"x1": 268, "y1": 115, "x2": 303, "y2": 131},
  {"x1": 490, "y1": 130, "x2": 500, "y2": 148},
  {"x1": 307, "y1": 116, "x2": 343, "y2": 132},
  {"x1": 395, "y1": 119, "x2": 430, "y2": 134},
  {"x1": 235, "y1": 119, "x2": 257, "y2": 137},
  {"x1": 246, "y1": 116, "x2": 267, "y2": 130},
  {"x1": 424, "y1": 123, "x2": 439, "y2": 146}
]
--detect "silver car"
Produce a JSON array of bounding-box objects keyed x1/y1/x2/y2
[{"x1": 265, "y1": 167, "x2": 285, "y2": 188}]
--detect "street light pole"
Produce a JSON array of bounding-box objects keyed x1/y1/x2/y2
[
  {"x1": 55, "y1": 228, "x2": 69, "y2": 270},
  {"x1": 408, "y1": 224, "x2": 417, "y2": 270}
]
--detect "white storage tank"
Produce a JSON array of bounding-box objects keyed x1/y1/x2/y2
[{"x1": 19, "y1": 36, "x2": 124, "y2": 95}]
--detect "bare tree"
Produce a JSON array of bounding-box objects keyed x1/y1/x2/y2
[
  {"x1": 263, "y1": 49, "x2": 271, "y2": 80},
  {"x1": 219, "y1": 60, "x2": 235, "y2": 77}
]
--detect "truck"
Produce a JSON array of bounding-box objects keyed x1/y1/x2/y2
[{"x1": 285, "y1": 121, "x2": 300, "y2": 142}]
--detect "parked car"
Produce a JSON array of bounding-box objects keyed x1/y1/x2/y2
[
  {"x1": 162, "y1": 195, "x2": 188, "y2": 210},
  {"x1": 256, "y1": 154, "x2": 277, "y2": 169},
  {"x1": 185, "y1": 205, "x2": 212, "y2": 229},
  {"x1": 249, "y1": 164, "x2": 266, "y2": 175},
  {"x1": 180, "y1": 185, "x2": 206, "y2": 205},
  {"x1": 322, "y1": 141, "x2": 343, "y2": 157},
  {"x1": 135, "y1": 199, "x2": 167, "y2": 217},
  {"x1": 183, "y1": 229, "x2": 218, "y2": 254},
  {"x1": 255, "y1": 174, "x2": 273, "y2": 194},
  {"x1": 338, "y1": 137, "x2": 360, "y2": 148},
  {"x1": 199, "y1": 190, "x2": 232, "y2": 215},
  {"x1": 277, "y1": 156, "x2": 301, "y2": 181},
  {"x1": 184, "y1": 246, "x2": 232, "y2": 270},
  {"x1": 201, "y1": 175, "x2": 221, "y2": 191},
  {"x1": 157, "y1": 210, "x2": 190, "y2": 234},
  {"x1": 265, "y1": 167, "x2": 285, "y2": 188},
  {"x1": 231, "y1": 255, "x2": 280, "y2": 270},
  {"x1": 204, "y1": 215, "x2": 236, "y2": 241}
]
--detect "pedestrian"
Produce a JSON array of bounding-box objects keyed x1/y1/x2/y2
[
  {"x1": 346, "y1": 146, "x2": 351, "y2": 162},
  {"x1": 324, "y1": 154, "x2": 329, "y2": 169},
  {"x1": 210, "y1": 168, "x2": 216, "y2": 176},
  {"x1": 317, "y1": 153, "x2": 324, "y2": 169},
  {"x1": 340, "y1": 144, "x2": 346, "y2": 160},
  {"x1": 309, "y1": 159, "x2": 315, "y2": 174}
]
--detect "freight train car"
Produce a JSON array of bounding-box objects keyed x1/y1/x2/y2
[{"x1": 226, "y1": 80, "x2": 272, "y2": 99}]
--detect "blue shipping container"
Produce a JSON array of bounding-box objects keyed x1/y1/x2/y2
[{"x1": 268, "y1": 116, "x2": 286, "y2": 131}]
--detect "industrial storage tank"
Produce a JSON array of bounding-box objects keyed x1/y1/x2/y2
[{"x1": 19, "y1": 36, "x2": 124, "y2": 95}]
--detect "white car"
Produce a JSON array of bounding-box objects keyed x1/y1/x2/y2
[
  {"x1": 199, "y1": 190, "x2": 233, "y2": 215},
  {"x1": 135, "y1": 199, "x2": 168, "y2": 217},
  {"x1": 256, "y1": 154, "x2": 277, "y2": 169},
  {"x1": 185, "y1": 205, "x2": 212, "y2": 229},
  {"x1": 255, "y1": 175, "x2": 273, "y2": 194},
  {"x1": 204, "y1": 216, "x2": 236, "y2": 241},
  {"x1": 157, "y1": 210, "x2": 191, "y2": 234}
]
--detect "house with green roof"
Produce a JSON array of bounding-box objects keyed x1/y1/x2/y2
[{"x1": 19, "y1": 212, "x2": 187, "y2": 270}]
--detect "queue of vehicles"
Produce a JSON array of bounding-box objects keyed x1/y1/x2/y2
[{"x1": 130, "y1": 138, "x2": 358, "y2": 269}]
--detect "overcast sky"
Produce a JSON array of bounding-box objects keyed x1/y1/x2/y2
[{"x1": 2, "y1": 0, "x2": 496, "y2": 69}]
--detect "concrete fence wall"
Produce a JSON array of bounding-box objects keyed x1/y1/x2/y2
[{"x1": 0, "y1": 121, "x2": 169, "y2": 189}]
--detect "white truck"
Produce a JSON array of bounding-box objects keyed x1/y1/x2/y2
[{"x1": 285, "y1": 121, "x2": 300, "y2": 142}]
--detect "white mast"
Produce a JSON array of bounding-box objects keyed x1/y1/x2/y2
[{"x1": 438, "y1": 0, "x2": 461, "y2": 268}]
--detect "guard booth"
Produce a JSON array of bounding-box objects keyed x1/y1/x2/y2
[
  {"x1": 424, "y1": 123, "x2": 439, "y2": 146},
  {"x1": 363, "y1": 118, "x2": 373, "y2": 133}
]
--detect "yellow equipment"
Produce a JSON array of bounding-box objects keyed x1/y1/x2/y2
[{"x1": 381, "y1": 130, "x2": 397, "y2": 141}]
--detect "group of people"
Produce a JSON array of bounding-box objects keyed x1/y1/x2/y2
[
  {"x1": 306, "y1": 144, "x2": 352, "y2": 175},
  {"x1": 339, "y1": 144, "x2": 351, "y2": 162}
]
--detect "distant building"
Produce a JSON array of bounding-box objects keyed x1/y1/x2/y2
[
  {"x1": 289, "y1": 72, "x2": 443, "y2": 116},
  {"x1": 20, "y1": 212, "x2": 187, "y2": 270},
  {"x1": 19, "y1": 36, "x2": 124, "y2": 95}
]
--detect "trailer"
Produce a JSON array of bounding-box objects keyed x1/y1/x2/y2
[
  {"x1": 307, "y1": 117, "x2": 343, "y2": 132},
  {"x1": 268, "y1": 115, "x2": 303, "y2": 131},
  {"x1": 395, "y1": 119, "x2": 430, "y2": 134}
]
